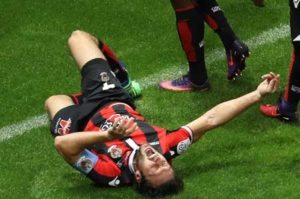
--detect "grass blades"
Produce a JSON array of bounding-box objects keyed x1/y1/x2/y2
[{"x1": 1, "y1": 0, "x2": 299, "y2": 198}]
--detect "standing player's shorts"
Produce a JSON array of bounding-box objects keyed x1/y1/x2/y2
[{"x1": 50, "y1": 58, "x2": 135, "y2": 136}]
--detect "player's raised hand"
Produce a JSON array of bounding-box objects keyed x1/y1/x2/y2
[
  {"x1": 107, "y1": 117, "x2": 137, "y2": 139},
  {"x1": 256, "y1": 72, "x2": 280, "y2": 97}
]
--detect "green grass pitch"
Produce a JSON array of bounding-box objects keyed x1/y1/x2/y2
[{"x1": 0, "y1": 0, "x2": 299, "y2": 198}]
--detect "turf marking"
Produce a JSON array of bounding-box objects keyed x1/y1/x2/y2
[
  {"x1": 0, "y1": 24, "x2": 289, "y2": 142},
  {"x1": 0, "y1": 114, "x2": 48, "y2": 142}
]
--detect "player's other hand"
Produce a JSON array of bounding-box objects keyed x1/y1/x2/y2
[
  {"x1": 107, "y1": 117, "x2": 137, "y2": 140},
  {"x1": 256, "y1": 72, "x2": 280, "y2": 97}
]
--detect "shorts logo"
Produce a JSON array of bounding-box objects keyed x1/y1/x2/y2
[
  {"x1": 99, "y1": 72, "x2": 110, "y2": 82},
  {"x1": 177, "y1": 138, "x2": 191, "y2": 154},
  {"x1": 108, "y1": 145, "x2": 123, "y2": 159},
  {"x1": 57, "y1": 118, "x2": 72, "y2": 135},
  {"x1": 293, "y1": 0, "x2": 300, "y2": 8}
]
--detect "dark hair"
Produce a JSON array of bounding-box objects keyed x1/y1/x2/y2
[{"x1": 135, "y1": 173, "x2": 184, "y2": 198}]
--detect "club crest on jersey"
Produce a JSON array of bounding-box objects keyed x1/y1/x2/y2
[
  {"x1": 177, "y1": 138, "x2": 191, "y2": 154},
  {"x1": 293, "y1": 0, "x2": 300, "y2": 8},
  {"x1": 57, "y1": 118, "x2": 72, "y2": 135},
  {"x1": 108, "y1": 145, "x2": 123, "y2": 159}
]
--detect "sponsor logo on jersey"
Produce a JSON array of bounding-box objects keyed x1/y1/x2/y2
[
  {"x1": 293, "y1": 0, "x2": 300, "y2": 8},
  {"x1": 57, "y1": 118, "x2": 72, "y2": 135},
  {"x1": 108, "y1": 176, "x2": 120, "y2": 187},
  {"x1": 177, "y1": 138, "x2": 191, "y2": 154},
  {"x1": 108, "y1": 145, "x2": 123, "y2": 159},
  {"x1": 101, "y1": 114, "x2": 130, "y2": 131}
]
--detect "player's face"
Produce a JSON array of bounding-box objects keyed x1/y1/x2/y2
[{"x1": 136, "y1": 144, "x2": 174, "y2": 187}]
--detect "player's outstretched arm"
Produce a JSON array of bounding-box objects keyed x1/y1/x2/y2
[
  {"x1": 54, "y1": 117, "x2": 137, "y2": 164},
  {"x1": 186, "y1": 72, "x2": 280, "y2": 142}
]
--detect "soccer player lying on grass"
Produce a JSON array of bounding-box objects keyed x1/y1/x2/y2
[{"x1": 45, "y1": 30, "x2": 280, "y2": 197}]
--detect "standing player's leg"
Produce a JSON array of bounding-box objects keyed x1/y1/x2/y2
[
  {"x1": 199, "y1": 0, "x2": 250, "y2": 80},
  {"x1": 260, "y1": 0, "x2": 299, "y2": 123},
  {"x1": 160, "y1": 0, "x2": 210, "y2": 91}
]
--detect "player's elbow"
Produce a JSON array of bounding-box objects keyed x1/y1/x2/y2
[
  {"x1": 54, "y1": 136, "x2": 73, "y2": 158},
  {"x1": 54, "y1": 136, "x2": 79, "y2": 164}
]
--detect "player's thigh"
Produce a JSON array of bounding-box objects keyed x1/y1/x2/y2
[
  {"x1": 45, "y1": 95, "x2": 75, "y2": 120},
  {"x1": 68, "y1": 30, "x2": 106, "y2": 70}
]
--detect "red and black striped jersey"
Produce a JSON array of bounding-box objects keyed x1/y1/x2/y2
[{"x1": 83, "y1": 102, "x2": 193, "y2": 187}]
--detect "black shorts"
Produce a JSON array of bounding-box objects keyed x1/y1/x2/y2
[{"x1": 50, "y1": 58, "x2": 135, "y2": 136}]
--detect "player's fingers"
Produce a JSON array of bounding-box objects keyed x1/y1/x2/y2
[
  {"x1": 125, "y1": 122, "x2": 137, "y2": 135},
  {"x1": 112, "y1": 118, "x2": 121, "y2": 130},
  {"x1": 269, "y1": 79, "x2": 278, "y2": 93},
  {"x1": 261, "y1": 74, "x2": 272, "y2": 80},
  {"x1": 122, "y1": 117, "x2": 134, "y2": 131}
]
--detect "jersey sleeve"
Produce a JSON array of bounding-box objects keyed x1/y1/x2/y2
[
  {"x1": 166, "y1": 126, "x2": 193, "y2": 159},
  {"x1": 73, "y1": 149, "x2": 122, "y2": 187}
]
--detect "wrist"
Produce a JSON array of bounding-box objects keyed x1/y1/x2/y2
[
  {"x1": 104, "y1": 130, "x2": 114, "y2": 141},
  {"x1": 253, "y1": 90, "x2": 263, "y2": 102}
]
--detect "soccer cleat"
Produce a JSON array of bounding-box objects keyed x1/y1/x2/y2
[
  {"x1": 252, "y1": 0, "x2": 265, "y2": 7},
  {"x1": 159, "y1": 74, "x2": 210, "y2": 92},
  {"x1": 227, "y1": 40, "x2": 250, "y2": 80},
  {"x1": 260, "y1": 104, "x2": 280, "y2": 118},
  {"x1": 260, "y1": 101, "x2": 299, "y2": 123},
  {"x1": 123, "y1": 80, "x2": 142, "y2": 98}
]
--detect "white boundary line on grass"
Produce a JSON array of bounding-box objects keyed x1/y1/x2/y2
[{"x1": 0, "y1": 24, "x2": 290, "y2": 142}]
